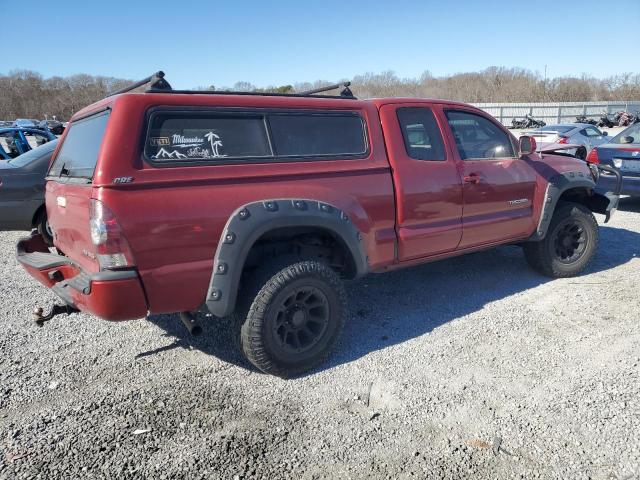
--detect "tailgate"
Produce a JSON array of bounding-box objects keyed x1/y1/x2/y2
[
  {"x1": 46, "y1": 110, "x2": 111, "y2": 273},
  {"x1": 46, "y1": 181, "x2": 98, "y2": 272}
]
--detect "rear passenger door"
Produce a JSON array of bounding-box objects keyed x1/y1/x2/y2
[
  {"x1": 379, "y1": 104, "x2": 463, "y2": 260},
  {"x1": 442, "y1": 109, "x2": 537, "y2": 248}
]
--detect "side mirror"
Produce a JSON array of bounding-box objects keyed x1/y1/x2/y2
[
  {"x1": 603, "y1": 132, "x2": 608, "y2": 136},
  {"x1": 519, "y1": 135, "x2": 537, "y2": 156}
]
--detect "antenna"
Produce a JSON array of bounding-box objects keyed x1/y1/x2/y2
[
  {"x1": 298, "y1": 82, "x2": 354, "y2": 98},
  {"x1": 106, "y1": 71, "x2": 172, "y2": 98}
]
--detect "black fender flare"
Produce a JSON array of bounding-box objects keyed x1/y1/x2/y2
[
  {"x1": 528, "y1": 171, "x2": 602, "y2": 241},
  {"x1": 205, "y1": 199, "x2": 367, "y2": 317}
]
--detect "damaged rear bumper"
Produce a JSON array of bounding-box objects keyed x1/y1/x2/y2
[{"x1": 16, "y1": 233, "x2": 148, "y2": 321}]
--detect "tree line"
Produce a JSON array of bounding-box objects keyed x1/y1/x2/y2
[{"x1": 1, "y1": 67, "x2": 639, "y2": 121}]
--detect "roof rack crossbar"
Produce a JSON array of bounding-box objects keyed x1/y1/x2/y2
[
  {"x1": 298, "y1": 82, "x2": 354, "y2": 98},
  {"x1": 116, "y1": 72, "x2": 356, "y2": 99},
  {"x1": 106, "y1": 70, "x2": 172, "y2": 98},
  {"x1": 145, "y1": 89, "x2": 357, "y2": 99}
]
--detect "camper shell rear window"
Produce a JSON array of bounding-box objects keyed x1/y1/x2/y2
[
  {"x1": 144, "y1": 109, "x2": 368, "y2": 165},
  {"x1": 49, "y1": 110, "x2": 110, "y2": 180}
]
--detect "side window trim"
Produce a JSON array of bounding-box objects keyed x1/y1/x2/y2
[
  {"x1": 444, "y1": 109, "x2": 516, "y2": 161},
  {"x1": 142, "y1": 107, "x2": 371, "y2": 167}
]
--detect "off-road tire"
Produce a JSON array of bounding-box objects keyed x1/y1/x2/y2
[
  {"x1": 36, "y1": 211, "x2": 53, "y2": 246},
  {"x1": 236, "y1": 258, "x2": 347, "y2": 378},
  {"x1": 523, "y1": 202, "x2": 598, "y2": 278}
]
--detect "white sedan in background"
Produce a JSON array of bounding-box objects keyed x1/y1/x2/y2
[{"x1": 524, "y1": 123, "x2": 610, "y2": 160}]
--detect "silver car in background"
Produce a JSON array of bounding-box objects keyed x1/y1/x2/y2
[{"x1": 524, "y1": 123, "x2": 609, "y2": 159}]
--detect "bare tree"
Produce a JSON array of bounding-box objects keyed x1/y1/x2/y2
[{"x1": 1, "y1": 68, "x2": 638, "y2": 121}]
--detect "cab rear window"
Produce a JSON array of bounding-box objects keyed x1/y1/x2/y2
[
  {"x1": 49, "y1": 110, "x2": 110, "y2": 179},
  {"x1": 144, "y1": 110, "x2": 368, "y2": 164}
]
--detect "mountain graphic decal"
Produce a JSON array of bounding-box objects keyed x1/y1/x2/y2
[{"x1": 153, "y1": 148, "x2": 188, "y2": 159}]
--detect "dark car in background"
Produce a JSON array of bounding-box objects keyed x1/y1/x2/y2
[
  {"x1": 0, "y1": 140, "x2": 57, "y2": 244},
  {"x1": 590, "y1": 123, "x2": 640, "y2": 197},
  {"x1": 0, "y1": 127, "x2": 56, "y2": 159},
  {"x1": 37, "y1": 119, "x2": 65, "y2": 135}
]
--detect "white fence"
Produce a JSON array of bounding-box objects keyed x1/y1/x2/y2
[{"x1": 473, "y1": 101, "x2": 640, "y2": 126}]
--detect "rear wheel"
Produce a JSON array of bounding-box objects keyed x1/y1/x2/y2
[
  {"x1": 523, "y1": 202, "x2": 598, "y2": 278},
  {"x1": 237, "y1": 259, "x2": 347, "y2": 378},
  {"x1": 36, "y1": 210, "x2": 53, "y2": 246},
  {"x1": 576, "y1": 147, "x2": 587, "y2": 160}
]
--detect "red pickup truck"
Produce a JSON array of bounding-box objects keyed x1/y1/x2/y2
[{"x1": 17, "y1": 73, "x2": 619, "y2": 377}]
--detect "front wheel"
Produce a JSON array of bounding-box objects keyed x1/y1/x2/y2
[
  {"x1": 238, "y1": 259, "x2": 347, "y2": 378},
  {"x1": 523, "y1": 202, "x2": 598, "y2": 278}
]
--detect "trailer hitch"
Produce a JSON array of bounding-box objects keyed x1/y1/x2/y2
[{"x1": 33, "y1": 304, "x2": 79, "y2": 327}]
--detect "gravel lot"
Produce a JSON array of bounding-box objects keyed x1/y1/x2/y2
[{"x1": 1, "y1": 199, "x2": 639, "y2": 479}]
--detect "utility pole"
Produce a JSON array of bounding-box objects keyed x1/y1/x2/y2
[{"x1": 543, "y1": 65, "x2": 548, "y2": 124}]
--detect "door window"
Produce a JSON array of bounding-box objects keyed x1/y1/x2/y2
[
  {"x1": 0, "y1": 133, "x2": 15, "y2": 158},
  {"x1": 445, "y1": 110, "x2": 514, "y2": 160},
  {"x1": 396, "y1": 107, "x2": 446, "y2": 160},
  {"x1": 582, "y1": 127, "x2": 603, "y2": 137}
]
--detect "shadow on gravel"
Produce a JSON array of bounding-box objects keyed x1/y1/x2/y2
[
  {"x1": 330, "y1": 221, "x2": 640, "y2": 372},
  {"x1": 143, "y1": 221, "x2": 640, "y2": 376},
  {"x1": 141, "y1": 314, "x2": 256, "y2": 371}
]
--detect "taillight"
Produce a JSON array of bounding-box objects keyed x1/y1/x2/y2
[
  {"x1": 558, "y1": 136, "x2": 569, "y2": 144},
  {"x1": 89, "y1": 199, "x2": 135, "y2": 270},
  {"x1": 586, "y1": 148, "x2": 600, "y2": 164}
]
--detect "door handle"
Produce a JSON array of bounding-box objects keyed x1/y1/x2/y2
[{"x1": 463, "y1": 174, "x2": 481, "y2": 184}]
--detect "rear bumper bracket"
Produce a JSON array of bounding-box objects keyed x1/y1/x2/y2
[{"x1": 33, "y1": 304, "x2": 79, "y2": 327}]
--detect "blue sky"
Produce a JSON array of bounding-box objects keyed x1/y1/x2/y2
[{"x1": 3, "y1": 0, "x2": 639, "y2": 89}]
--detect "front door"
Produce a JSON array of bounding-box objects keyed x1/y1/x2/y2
[
  {"x1": 441, "y1": 109, "x2": 537, "y2": 249},
  {"x1": 379, "y1": 104, "x2": 463, "y2": 261}
]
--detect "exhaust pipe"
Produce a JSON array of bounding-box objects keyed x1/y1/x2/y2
[{"x1": 179, "y1": 312, "x2": 202, "y2": 336}]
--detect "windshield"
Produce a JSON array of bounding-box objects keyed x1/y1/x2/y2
[
  {"x1": 610, "y1": 124, "x2": 640, "y2": 145},
  {"x1": 8, "y1": 139, "x2": 57, "y2": 167},
  {"x1": 49, "y1": 110, "x2": 110, "y2": 179}
]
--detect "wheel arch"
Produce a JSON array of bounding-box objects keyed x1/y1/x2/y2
[
  {"x1": 528, "y1": 171, "x2": 602, "y2": 241},
  {"x1": 205, "y1": 199, "x2": 367, "y2": 318}
]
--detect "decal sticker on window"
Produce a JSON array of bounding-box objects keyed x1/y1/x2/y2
[
  {"x1": 150, "y1": 137, "x2": 170, "y2": 146},
  {"x1": 150, "y1": 131, "x2": 227, "y2": 160}
]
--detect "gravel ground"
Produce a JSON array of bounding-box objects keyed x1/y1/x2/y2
[{"x1": 1, "y1": 199, "x2": 639, "y2": 479}]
